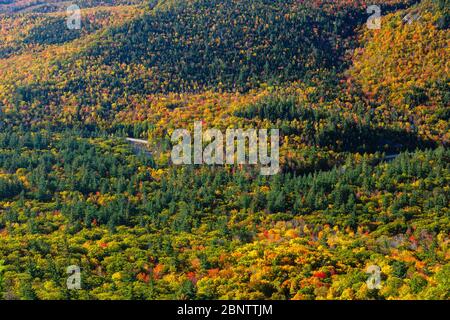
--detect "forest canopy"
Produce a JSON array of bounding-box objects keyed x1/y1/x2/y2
[{"x1": 0, "y1": 0, "x2": 448, "y2": 300}]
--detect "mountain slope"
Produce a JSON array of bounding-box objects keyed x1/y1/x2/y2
[{"x1": 0, "y1": 0, "x2": 448, "y2": 301}]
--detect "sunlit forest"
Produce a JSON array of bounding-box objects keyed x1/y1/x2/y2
[{"x1": 0, "y1": 0, "x2": 448, "y2": 300}]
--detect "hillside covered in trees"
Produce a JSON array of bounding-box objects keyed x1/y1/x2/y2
[{"x1": 0, "y1": 0, "x2": 448, "y2": 300}]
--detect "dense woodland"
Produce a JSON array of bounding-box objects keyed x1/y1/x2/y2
[{"x1": 0, "y1": 0, "x2": 448, "y2": 299}]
